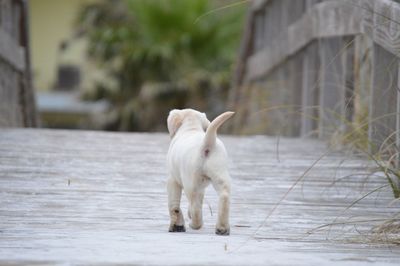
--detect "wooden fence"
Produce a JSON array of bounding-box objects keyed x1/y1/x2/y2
[
  {"x1": 229, "y1": 0, "x2": 400, "y2": 155},
  {"x1": 0, "y1": 0, "x2": 37, "y2": 127}
]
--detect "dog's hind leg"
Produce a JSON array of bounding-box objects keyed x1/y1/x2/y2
[
  {"x1": 167, "y1": 177, "x2": 185, "y2": 232},
  {"x1": 211, "y1": 174, "x2": 231, "y2": 236},
  {"x1": 188, "y1": 190, "x2": 204, "y2": 230}
]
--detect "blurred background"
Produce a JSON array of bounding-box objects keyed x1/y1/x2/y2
[{"x1": 30, "y1": 0, "x2": 246, "y2": 131}]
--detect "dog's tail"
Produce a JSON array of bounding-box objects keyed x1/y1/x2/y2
[{"x1": 203, "y1": 111, "x2": 235, "y2": 155}]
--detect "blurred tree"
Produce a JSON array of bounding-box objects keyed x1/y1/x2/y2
[{"x1": 76, "y1": 0, "x2": 245, "y2": 131}]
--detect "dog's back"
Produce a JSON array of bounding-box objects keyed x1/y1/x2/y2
[{"x1": 167, "y1": 111, "x2": 234, "y2": 182}]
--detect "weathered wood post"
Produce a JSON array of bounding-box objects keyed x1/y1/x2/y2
[
  {"x1": 318, "y1": 37, "x2": 347, "y2": 139},
  {"x1": 301, "y1": 42, "x2": 319, "y2": 138},
  {"x1": 365, "y1": 0, "x2": 400, "y2": 169},
  {"x1": 368, "y1": 45, "x2": 398, "y2": 153},
  {"x1": 397, "y1": 67, "x2": 400, "y2": 170},
  {"x1": 0, "y1": 0, "x2": 37, "y2": 127}
]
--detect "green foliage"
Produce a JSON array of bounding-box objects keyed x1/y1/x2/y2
[{"x1": 76, "y1": 0, "x2": 245, "y2": 130}]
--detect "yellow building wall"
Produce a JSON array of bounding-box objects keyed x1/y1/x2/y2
[{"x1": 29, "y1": 0, "x2": 95, "y2": 91}]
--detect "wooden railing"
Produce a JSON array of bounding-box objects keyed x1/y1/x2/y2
[
  {"x1": 230, "y1": 0, "x2": 400, "y2": 155},
  {"x1": 0, "y1": 0, "x2": 37, "y2": 127}
]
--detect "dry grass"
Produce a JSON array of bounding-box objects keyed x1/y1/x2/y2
[{"x1": 370, "y1": 217, "x2": 400, "y2": 245}]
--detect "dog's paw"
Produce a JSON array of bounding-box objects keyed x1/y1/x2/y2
[
  {"x1": 169, "y1": 224, "x2": 186, "y2": 232},
  {"x1": 215, "y1": 227, "x2": 230, "y2": 236},
  {"x1": 189, "y1": 222, "x2": 202, "y2": 230}
]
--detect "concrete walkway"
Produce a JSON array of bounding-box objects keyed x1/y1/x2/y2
[{"x1": 0, "y1": 129, "x2": 398, "y2": 265}]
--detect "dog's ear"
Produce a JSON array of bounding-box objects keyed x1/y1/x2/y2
[
  {"x1": 167, "y1": 109, "x2": 183, "y2": 138},
  {"x1": 200, "y1": 112, "x2": 210, "y2": 131}
]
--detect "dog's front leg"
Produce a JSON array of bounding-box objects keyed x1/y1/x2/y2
[
  {"x1": 167, "y1": 177, "x2": 185, "y2": 232},
  {"x1": 212, "y1": 175, "x2": 231, "y2": 235}
]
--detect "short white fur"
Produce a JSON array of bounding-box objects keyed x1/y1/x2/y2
[{"x1": 166, "y1": 108, "x2": 234, "y2": 235}]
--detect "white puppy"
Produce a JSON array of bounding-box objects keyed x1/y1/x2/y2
[{"x1": 166, "y1": 108, "x2": 234, "y2": 235}]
